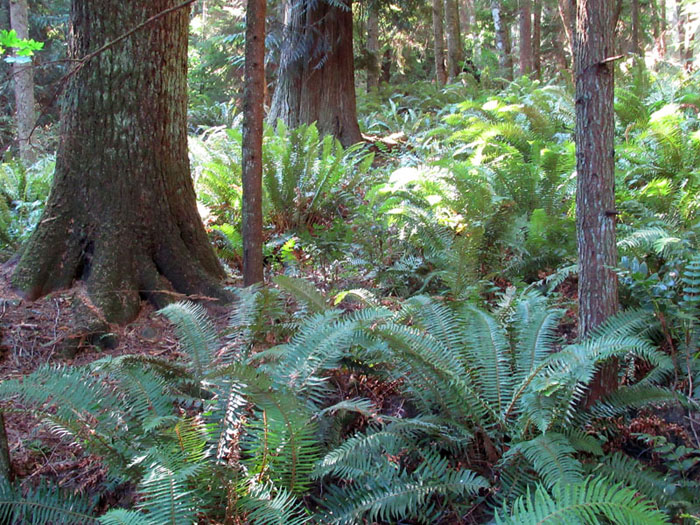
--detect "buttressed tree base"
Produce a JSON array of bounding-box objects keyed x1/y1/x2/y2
[{"x1": 11, "y1": 1, "x2": 227, "y2": 324}]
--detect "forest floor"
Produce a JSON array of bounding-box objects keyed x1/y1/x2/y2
[{"x1": 0, "y1": 262, "x2": 232, "y2": 498}]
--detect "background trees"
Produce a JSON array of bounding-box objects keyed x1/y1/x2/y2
[{"x1": 267, "y1": 0, "x2": 362, "y2": 147}]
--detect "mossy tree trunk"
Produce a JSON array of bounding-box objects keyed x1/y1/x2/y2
[
  {"x1": 11, "y1": 0, "x2": 226, "y2": 324},
  {"x1": 491, "y1": 0, "x2": 513, "y2": 80},
  {"x1": 268, "y1": 0, "x2": 362, "y2": 147}
]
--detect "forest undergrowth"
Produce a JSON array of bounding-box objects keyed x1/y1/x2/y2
[{"x1": 1, "y1": 64, "x2": 700, "y2": 523}]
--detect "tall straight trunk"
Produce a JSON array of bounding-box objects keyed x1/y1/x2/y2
[
  {"x1": 676, "y1": 1, "x2": 685, "y2": 64},
  {"x1": 366, "y1": 0, "x2": 380, "y2": 91},
  {"x1": 651, "y1": 0, "x2": 659, "y2": 40},
  {"x1": 445, "y1": 0, "x2": 463, "y2": 79},
  {"x1": 242, "y1": 0, "x2": 266, "y2": 286},
  {"x1": 660, "y1": 0, "x2": 666, "y2": 33},
  {"x1": 460, "y1": 0, "x2": 472, "y2": 36},
  {"x1": 631, "y1": 0, "x2": 640, "y2": 54},
  {"x1": 432, "y1": 0, "x2": 448, "y2": 85},
  {"x1": 491, "y1": 0, "x2": 513, "y2": 80},
  {"x1": 558, "y1": 0, "x2": 575, "y2": 59},
  {"x1": 268, "y1": 0, "x2": 362, "y2": 147},
  {"x1": 519, "y1": 0, "x2": 534, "y2": 75},
  {"x1": 12, "y1": 0, "x2": 226, "y2": 324},
  {"x1": 575, "y1": 0, "x2": 618, "y2": 398},
  {"x1": 681, "y1": 12, "x2": 693, "y2": 69},
  {"x1": 9, "y1": 0, "x2": 36, "y2": 164},
  {"x1": 533, "y1": 0, "x2": 542, "y2": 77}
]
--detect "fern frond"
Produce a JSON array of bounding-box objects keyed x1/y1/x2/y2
[
  {"x1": 242, "y1": 484, "x2": 312, "y2": 524},
  {"x1": 496, "y1": 475, "x2": 669, "y2": 525},
  {"x1": 321, "y1": 464, "x2": 487, "y2": 524},
  {"x1": 0, "y1": 480, "x2": 98, "y2": 525},
  {"x1": 273, "y1": 275, "x2": 328, "y2": 313},
  {"x1": 506, "y1": 432, "x2": 583, "y2": 489},
  {"x1": 159, "y1": 301, "x2": 218, "y2": 376}
]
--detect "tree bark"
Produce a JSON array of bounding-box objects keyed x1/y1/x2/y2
[
  {"x1": 432, "y1": 0, "x2": 448, "y2": 85},
  {"x1": 491, "y1": 0, "x2": 513, "y2": 80},
  {"x1": 460, "y1": 0, "x2": 472, "y2": 37},
  {"x1": 558, "y1": 0, "x2": 576, "y2": 59},
  {"x1": 444, "y1": 0, "x2": 463, "y2": 79},
  {"x1": 11, "y1": 0, "x2": 227, "y2": 324},
  {"x1": 366, "y1": 0, "x2": 380, "y2": 92},
  {"x1": 575, "y1": 0, "x2": 618, "y2": 398},
  {"x1": 9, "y1": 0, "x2": 36, "y2": 164},
  {"x1": 268, "y1": 0, "x2": 362, "y2": 147},
  {"x1": 242, "y1": 0, "x2": 266, "y2": 286},
  {"x1": 533, "y1": 0, "x2": 542, "y2": 77},
  {"x1": 631, "y1": 0, "x2": 640, "y2": 55},
  {"x1": 519, "y1": 0, "x2": 534, "y2": 75}
]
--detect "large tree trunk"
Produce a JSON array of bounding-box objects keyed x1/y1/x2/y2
[
  {"x1": 432, "y1": 0, "x2": 448, "y2": 85},
  {"x1": 366, "y1": 0, "x2": 380, "y2": 92},
  {"x1": 12, "y1": 0, "x2": 226, "y2": 324},
  {"x1": 444, "y1": 0, "x2": 463, "y2": 79},
  {"x1": 575, "y1": 0, "x2": 618, "y2": 398},
  {"x1": 519, "y1": 0, "x2": 533, "y2": 75},
  {"x1": 10, "y1": 0, "x2": 36, "y2": 164},
  {"x1": 491, "y1": 0, "x2": 513, "y2": 80},
  {"x1": 267, "y1": 0, "x2": 362, "y2": 147},
  {"x1": 533, "y1": 0, "x2": 542, "y2": 77},
  {"x1": 242, "y1": 0, "x2": 266, "y2": 286}
]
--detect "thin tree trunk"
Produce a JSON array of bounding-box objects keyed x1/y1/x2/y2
[
  {"x1": 9, "y1": 0, "x2": 36, "y2": 164},
  {"x1": 381, "y1": 48, "x2": 391, "y2": 83},
  {"x1": 533, "y1": 0, "x2": 542, "y2": 77},
  {"x1": 268, "y1": 0, "x2": 362, "y2": 147},
  {"x1": 676, "y1": 0, "x2": 685, "y2": 64},
  {"x1": 631, "y1": 0, "x2": 640, "y2": 55},
  {"x1": 491, "y1": 0, "x2": 513, "y2": 80},
  {"x1": 575, "y1": 0, "x2": 618, "y2": 399},
  {"x1": 558, "y1": 0, "x2": 575, "y2": 59},
  {"x1": 445, "y1": 0, "x2": 463, "y2": 79},
  {"x1": 432, "y1": 0, "x2": 448, "y2": 84},
  {"x1": 460, "y1": 0, "x2": 472, "y2": 36},
  {"x1": 519, "y1": 0, "x2": 533, "y2": 75},
  {"x1": 366, "y1": 0, "x2": 380, "y2": 91},
  {"x1": 242, "y1": 0, "x2": 266, "y2": 286},
  {"x1": 12, "y1": 0, "x2": 226, "y2": 324}
]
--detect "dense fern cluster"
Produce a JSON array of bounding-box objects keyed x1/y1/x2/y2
[{"x1": 3, "y1": 278, "x2": 697, "y2": 523}]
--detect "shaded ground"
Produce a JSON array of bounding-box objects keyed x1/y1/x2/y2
[{"x1": 0, "y1": 261, "x2": 232, "y2": 495}]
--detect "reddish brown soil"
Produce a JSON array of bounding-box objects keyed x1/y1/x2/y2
[{"x1": 0, "y1": 262, "x2": 233, "y2": 495}]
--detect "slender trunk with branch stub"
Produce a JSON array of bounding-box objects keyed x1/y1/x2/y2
[{"x1": 575, "y1": 0, "x2": 619, "y2": 400}]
